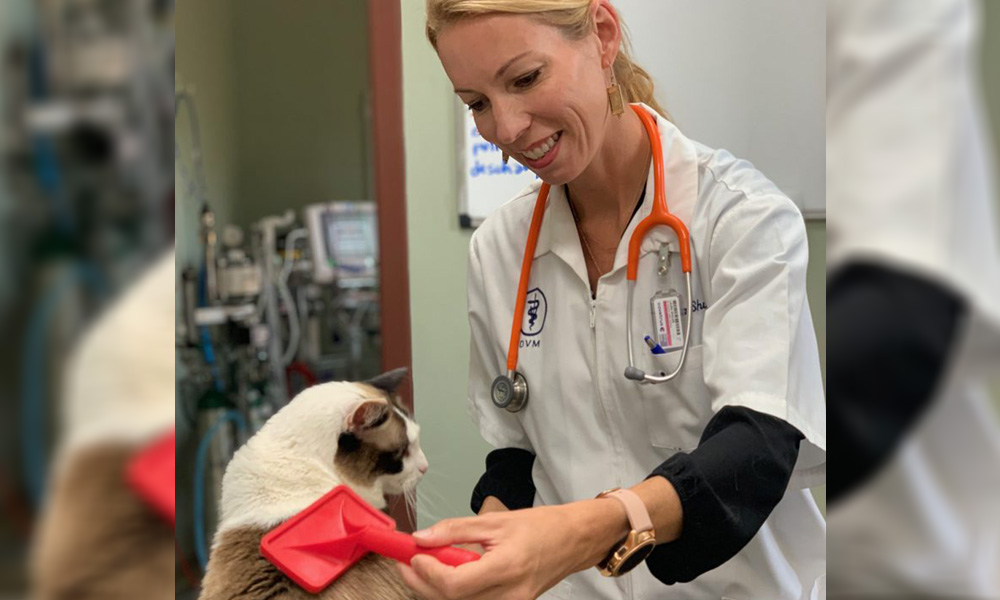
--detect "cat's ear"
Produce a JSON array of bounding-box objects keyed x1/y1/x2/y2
[
  {"x1": 364, "y1": 367, "x2": 409, "y2": 395},
  {"x1": 346, "y1": 401, "x2": 390, "y2": 432}
]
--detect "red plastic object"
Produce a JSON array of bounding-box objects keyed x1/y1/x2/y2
[
  {"x1": 285, "y1": 361, "x2": 318, "y2": 397},
  {"x1": 125, "y1": 430, "x2": 176, "y2": 525},
  {"x1": 261, "y1": 485, "x2": 479, "y2": 593}
]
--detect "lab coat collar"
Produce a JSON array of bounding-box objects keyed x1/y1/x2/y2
[
  {"x1": 533, "y1": 183, "x2": 589, "y2": 286},
  {"x1": 532, "y1": 104, "x2": 701, "y2": 282}
]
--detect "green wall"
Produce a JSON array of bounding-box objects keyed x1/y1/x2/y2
[
  {"x1": 175, "y1": 0, "x2": 238, "y2": 270},
  {"x1": 401, "y1": 0, "x2": 493, "y2": 526},
  {"x1": 806, "y1": 221, "x2": 827, "y2": 383},
  {"x1": 984, "y1": 1, "x2": 1000, "y2": 166},
  {"x1": 231, "y1": 0, "x2": 371, "y2": 229},
  {"x1": 175, "y1": 0, "x2": 370, "y2": 237},
  {"x1": 401, "y1": 1, "x2": 829, "y2": 527}
]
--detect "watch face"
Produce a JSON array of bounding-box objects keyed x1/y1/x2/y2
[{"x1": 617, "y1": 542, "x2": 656, "y2": 575}]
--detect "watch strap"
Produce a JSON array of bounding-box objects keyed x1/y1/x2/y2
[{"x1": 599, "y1": 488, "x2": 653, "y2": 534}]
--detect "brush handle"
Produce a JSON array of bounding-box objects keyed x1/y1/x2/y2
[
  {"x1": 359, "y1": 528, "x2": 480, "y2": 567},
  {"x1": 416, "y1": 544, "x2": 482, "y2": 567}
]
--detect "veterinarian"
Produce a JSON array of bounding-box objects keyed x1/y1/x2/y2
[{"x1": 399, "y1": 1, "x2": 826, "y2": 598}]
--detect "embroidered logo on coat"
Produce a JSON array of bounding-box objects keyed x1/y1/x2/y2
[{"x1": 521, "y1": 288, "x2": 547, "y2": 337}]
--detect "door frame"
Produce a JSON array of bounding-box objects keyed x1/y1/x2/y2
[{"x1": 367, "y1": 0, "x2": 415, "y2": 532}]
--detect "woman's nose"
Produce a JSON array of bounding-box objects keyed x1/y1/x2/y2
[{"x1": 493, "y1": 100, "x2": 530, "y2": 147}]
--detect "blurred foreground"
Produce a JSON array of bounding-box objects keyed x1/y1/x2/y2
[
  {"x1": 827, "y1": 0, "x2": 1000, "y2": 596},
  {"x1": 0, "y1": 0, "x2": 175, "y2": 597}
]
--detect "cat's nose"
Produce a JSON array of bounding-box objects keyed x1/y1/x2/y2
[{"x1": 418, "y1": 464, "x2": 428, "y2": 474}]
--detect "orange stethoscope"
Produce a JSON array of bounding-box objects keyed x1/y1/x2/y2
[{"x1": 490, "y1": 105, "x2": 694, "y2": 413}]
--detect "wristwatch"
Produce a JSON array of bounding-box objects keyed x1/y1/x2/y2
[{"x1": 594, "y1": 488, "x2": 656, "y2": 577}]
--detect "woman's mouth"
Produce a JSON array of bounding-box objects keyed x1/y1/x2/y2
[{"x1": 519, "y1": 131, "x2": 562, "y2": 168}]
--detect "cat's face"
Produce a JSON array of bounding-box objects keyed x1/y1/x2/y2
[
  {"x1": 334, "y1": 393, "x2": 428, "y2": 497},
  {"x1": 217, "y1": 368, "x2": 429, "y2": 530}
]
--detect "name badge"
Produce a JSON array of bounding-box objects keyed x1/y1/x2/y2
[{"x1": 650, "y1": 290, "x2": 685, "y2": 352}]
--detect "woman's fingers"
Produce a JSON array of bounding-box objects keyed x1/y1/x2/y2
[
  {"x1": 398, "y1": 509, "x2": 568, "y2": 599},
  {"x1": 413, "y1": 515, "x2": 497, "y2": 547},
  {"x1": 408, "y1": 556, "x2": 464, "y2": 599},
  {"x1": 409, "y1": 553, "x2": 509, "y2": 598},
  {"x1": 397, "y1": 563, "x2": 444, "y2": 600}
]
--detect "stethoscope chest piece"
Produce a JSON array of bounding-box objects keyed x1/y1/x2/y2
[{"x1": 491, "y1": 371, "x2": 528, "y2": 412}]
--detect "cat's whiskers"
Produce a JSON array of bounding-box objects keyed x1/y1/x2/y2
[
  {"x1": 405, "y1": 480, "x2": 422, "y2": 525},
  {"x1": 413, "y1": 484, "x2": 458, "y2": 524}
]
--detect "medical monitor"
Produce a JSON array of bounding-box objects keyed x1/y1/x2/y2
[{"x1": 304, "y1": 202, "x2": 378, "y2": 286}]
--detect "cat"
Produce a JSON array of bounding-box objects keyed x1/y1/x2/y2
[
  {"x1": 198, "y1": 368, "x2": 429, "y2": 600},
  {"x1": 29, "y1": 250, "x2": 176, "y2": 600}
]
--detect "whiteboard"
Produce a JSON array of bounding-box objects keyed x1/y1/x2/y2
[
  {"x1": 457, "y1": 0, "x2": 825, "y2": 226},
  {"x1": 457, "y1": 110, "x2": 539, "y2": 228}
]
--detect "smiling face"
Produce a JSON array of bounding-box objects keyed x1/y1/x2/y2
[{"x1": 436, "y1": 13, "x2": 612, "y2": 185}]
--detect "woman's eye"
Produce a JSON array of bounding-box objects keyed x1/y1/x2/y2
[
  {"x1": 467, "y1": 99, "x2": 487, "y2": 113},
  {"x1": 514, "y1": 69, "x2": 541, "y2": 89}
]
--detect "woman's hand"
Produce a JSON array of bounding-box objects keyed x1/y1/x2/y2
[{"x1": 398, "y1": 499, "x2": 629, "y2": 600}]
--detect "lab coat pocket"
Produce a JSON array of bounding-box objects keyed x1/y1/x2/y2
[{"x1": 639, "y1": 345, "x2": 709, "y2": 452}]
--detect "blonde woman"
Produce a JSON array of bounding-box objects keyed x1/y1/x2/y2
[{"x1": 401, "y1": 1, "x2": 826, "y2": 599}]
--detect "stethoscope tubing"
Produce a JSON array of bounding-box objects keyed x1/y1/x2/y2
[
  {"x1": 497, "y1": 104, "x2": 693, "y2": 412},
  {"x1": 504, "y1": 184, "x2": 551, "y2": 374},
  {"x1": 624, "y1": 272, "x2": 693, "y2": 383}
]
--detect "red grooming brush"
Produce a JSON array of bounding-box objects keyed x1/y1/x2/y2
[
  {"x1": 125, "y1": 429, "x2": 175, "y2": 525},
  {"x1": 260, "y1": 485, "x2": 479, "y2": 593}
]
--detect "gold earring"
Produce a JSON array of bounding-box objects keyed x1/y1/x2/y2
[
  {"x1": 607, "y1": 68, "x2": 625, "y2": 117},
  {"x1": 502, "y1": 152, "x2": 510, "y2": 165}
]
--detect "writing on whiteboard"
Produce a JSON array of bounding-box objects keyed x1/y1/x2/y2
[
  {"x1": 469, "y1": 127, "x2": 537, "y2": 178},
  {"x1": 460, "y1": 112, "x2": 541, "y2": 227}
]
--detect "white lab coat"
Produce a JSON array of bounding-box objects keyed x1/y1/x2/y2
[
  {"x1": 827, "y1": 0, "x2": 1000, "y2": 595},
  {"x1": 467, "y1": 104, "x2": 826, "y2": 600}
]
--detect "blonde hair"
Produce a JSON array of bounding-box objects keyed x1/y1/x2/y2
[{"x1": 426, "y1": 0, "x2": 670, "y2": 120}]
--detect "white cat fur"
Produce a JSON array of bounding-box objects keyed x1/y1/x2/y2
[
  {"x1": 215, "y1": 381, "x2": 427, "y2": 537},
  {"x1": 53, "y1": 249, "x2": 176, "y2": 472}
]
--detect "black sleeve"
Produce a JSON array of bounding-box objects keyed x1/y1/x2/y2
[
  {"x1": 644, "y1": 405, "x2": 803, "y2": 585},
  {"x1": 470, "y1": 448, "x2": 536, "y2": 513},
  {"x1": 827, "y1": 262, "x2": 965, "y2": 505}
]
